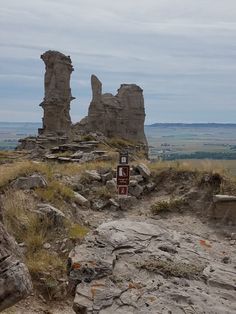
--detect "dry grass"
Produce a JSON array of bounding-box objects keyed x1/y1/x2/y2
[
  {"x1": 27, "y1": 249, "x2": 65, "y2": 276},
  {"x1": 2, "y1": 189, "x2": 47, "y2": 252},
  {"x1": 150, "y1": 198, "x2": 186, "y2": 214},
  {"x1": 35, "y1": 180, "x2": 75, "y2": 208},
  {"x1": 0, "y1": 161, "x2": 53, "y2": 188},
  {"x1": 68, "y1": 224, "x2": 89, "y2": 240},
  {"x1": 137, "y1": 257, "x2": 204, "y2": 279},
  {"x1": 0, "y1": 158, "x2": 117, "y2": 189},
  {"x1": 107, "y1": 137, "x2": 136, "y2": 149},
  {"x1": 148, "y1": 159, "x2": 230, "y2": 177},
  {"x1": 93, "y1": 186, "x2": 115, "y2": 200}
]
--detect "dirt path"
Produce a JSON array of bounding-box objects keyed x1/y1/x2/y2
[{"x1": 3, "y1": 193, "x2": 236, "y2": 313}]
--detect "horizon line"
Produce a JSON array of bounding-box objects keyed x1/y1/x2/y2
[{"x1": 0, "y1": 121, "x2": 236, "y2": 125}]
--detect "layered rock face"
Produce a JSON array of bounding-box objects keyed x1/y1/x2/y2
[
  {"x1": 85, "y1": 75, "x2": 147, "y2": 145},
  {"x1": 0, "y1": 210, "x2": 32, "y2": 311},
  {"x1": 39, "y1": 50, "x2": 74, "y2": 136}
]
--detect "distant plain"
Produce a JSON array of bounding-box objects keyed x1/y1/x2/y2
[{"x1": 0, "y1": 122, "x2": 235, "y2": 175}]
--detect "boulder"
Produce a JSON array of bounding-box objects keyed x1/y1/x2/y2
[
  {"x1": 0, "y1": 222, "x2": 32, "y2": 311},
  {"x1": 130, "y1": 175, "x2": 143, "y2": 183},
  {"x1": 12, "y1": 174, "x2": 47, "y2": 190},
  {"x1": 118, "y1": 196, "x2": 137, "y2": 210},
  {"x1": 136, "y1": 163, "x2": 151, "y2": 179},
  {"x1": 108, "y1": 198, "x2": 120, "y2": 210},
  {"x1": 145, "y1": 182, "x2": 156, "y2": 192},
  {"x1": 36, "y1": 203, "x2": 66, "y2": 228},
  {"x1": 74, "y1": 192, "x2": 90, "y2": 208},
  {"x1": 101, "y1": 172, "x2": 113, "y2": 183},
  {"x1": 84, "y1": 170, "x2": 101, "y2": 182},
  {"x1": 91, "y1": 200, "x2": 107, "y2": 211},
  {"x1": 129, "y1": 184, "x2": 143, "y2": 198},
  {"x1": 106, "y1": 179, "x2": 117, "y2": 193}
]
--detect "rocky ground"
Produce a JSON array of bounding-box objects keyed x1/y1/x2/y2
[
  {"x1": 1, "y1": 153, "x2": 236, "y2": 313},
  {"x1": 3, "y1": 193, "x2": 236, "y2": 313}
]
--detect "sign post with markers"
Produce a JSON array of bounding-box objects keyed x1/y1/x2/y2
[{"x1": 117, "y1": 152, "x2": 130, "y2": 197}]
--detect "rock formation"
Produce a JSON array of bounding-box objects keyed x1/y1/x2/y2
[
  {"x1": 82, "y1": 75, "x2": 147, "y2": 146},
  {"x1": 18, "y1": 53, "x2": 148, "y2": 155},
  {"x1": 38, "y1": 50, "x2": 75, "y2": 136},
  {"x1": 0, "y1": 208, "x2": 32, "y2": 311}
]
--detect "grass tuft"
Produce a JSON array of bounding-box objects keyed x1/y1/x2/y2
[
  {"x1": 68, "y1": 224, "x2": 89, "y2": 240},
  {"x1": 137, "y1": 257, "x2": 204, "y2": 279},
  {"x1": 150, "y1": 198, "x2": 186, "y2": 214}
]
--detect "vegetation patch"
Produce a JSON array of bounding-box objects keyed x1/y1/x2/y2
[
  {"x1": 93, "y1": 186, "x2": 115, "y2": 200},
  {"x1": 150, "y1": 198, "x2": 186, "y2": 214},
  {"x1": 107, "y1": 137, "x2": 136, "y2": 149},
  {"x1": 137, "y1": 257, "x2": 205, "y2": 279},
  {"x1": 35, "y1": 180, "x2": 75, "y2": 208},
  {"x1": 68, "y1": 224, "x2": 89, "y2": 240},
  {"x1": 27, "y1": 249, "x2": 65, "y2": 276}
]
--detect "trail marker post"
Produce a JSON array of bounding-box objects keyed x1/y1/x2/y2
[{"x1": 117, "y1": 152, "x2": 129, "y2": 197}]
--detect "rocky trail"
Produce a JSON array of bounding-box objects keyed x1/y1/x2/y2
[{"x1": 4, "y1": 190, "x2": 235, "y2": 314}]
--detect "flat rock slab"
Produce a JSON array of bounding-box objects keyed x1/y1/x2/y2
[{"x1": 69, "y1": 219, "x2": 236, "y2": 314}]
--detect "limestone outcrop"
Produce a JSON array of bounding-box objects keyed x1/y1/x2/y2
[
  {"x1": 18, "y1": 53, "x2": 148, "y2": 155},
  {"x1": 0, "y1": 210, "x2": 32, "y2": 311},
  {"x1": 38, "y1": 50, "x2": 75, "y2": 136},
  {"x1": 81, "y1": 75, "x2": 147, "y2": 146}
]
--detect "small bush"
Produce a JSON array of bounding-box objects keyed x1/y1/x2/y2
[
  {"x1": 27, "y1": 249, "x2": 65, "y2": 277},
  {"x1": 93, "y1": 186, "x2": 114, "y2": 199},
  {"x1": 150, "y1": 198, "x2": 186, "y2": 214},
  {"x1": 35, "y1": 180, "x2": 75, "y2": 206},
  {"x1": 137, "y1": 257, "x2": 204, "y2": 279},
  {"x1": 68, "y1": 224, "x2": 89, "y2": 240}
]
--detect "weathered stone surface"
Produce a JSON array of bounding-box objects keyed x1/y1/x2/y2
[
  {"x1": 118, "y1": 196, "x2": 137, "y2": 210},
  {"x1": 12, "y1": 174, "x2": 47, "y2": 190},
  {"x1": 208, "y1": 194, "x2": 236, "y2": 224},
  {"x1": 136, "y1": 163, "x2": 151, "y2": 179},
  {"x1": 101, "y1": 172, "x2": 113, "y2": 183},
  {"x1": 85, "y1": 170, "x2": 101, "y2": 182},
  {"x1": 91, "y1": 200, "x2": 108, "y2": 211},
  {"x1": 74, "y1": 192, "x2": 90, "y2": 208},
  {"x1": 129, "y1": 184, "x2": 143, "y2": 198},
  {"x1": 69, "y1": 219, "x2": 236, "y2": 314},
  {"x1": 145, "y1": 182, "x2": 156, "y2": 192},
  {"x1": 39, "y1": 50, "x2": 75, "y2": 136},
  {"x1": 79, "y1": 75, "x2": 147, "y2": 146},
  {"x1": 35, "y1": 203, "x2": 66, "y2": 228},
  {"x1": 130, "y1": 175, "x2": 143, "y2": 183},
  {"x1": 108, "y1": 198, "x2": 119, "y2": 210},
  {"x1": 106, "y1": 180, "x2": 117, "y2": 193},
  {"x1": 0, "y1": 221, "x2": 32, "y2": 311}
]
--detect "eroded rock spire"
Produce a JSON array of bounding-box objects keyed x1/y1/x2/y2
[{"x1": 39, "y1": 50, "x2": 75, "y2": 136}]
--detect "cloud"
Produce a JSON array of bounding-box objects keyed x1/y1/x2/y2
[{"x1": 0, "y1": 0, "x2": 236, "y2": 123}]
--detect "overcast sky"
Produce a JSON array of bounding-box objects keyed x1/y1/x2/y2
[{"x1": 0, "y1": 0, "x2": 236, "y2": 124}]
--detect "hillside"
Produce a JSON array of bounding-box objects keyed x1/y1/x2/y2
[{"x1": 0, "y1": 148, "x2": 236, "y2": 313}]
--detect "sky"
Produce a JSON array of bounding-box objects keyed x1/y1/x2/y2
[{"x1": 0, "y1": 0, "x2": 236, "y2": 124}]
